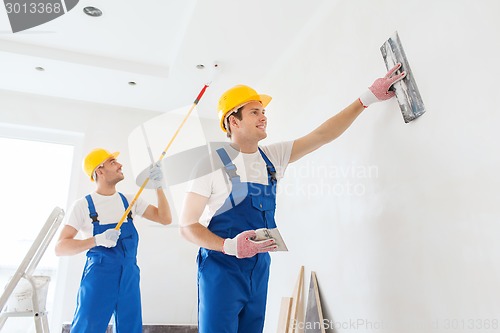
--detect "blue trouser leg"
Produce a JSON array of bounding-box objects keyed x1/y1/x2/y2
[
  {"x1": 71, "y1": 258, "x2": 119, "y2": 333},
  {"x1": 198, "y1": 253, "x2": 244, "y2": 333},
  {"x1": 198, "y1": 251, "x2": 270, "y2": 333},
  {"x1": 237, "y1": 254, "x2": 270, "y2": 333},
  {"x1": 114, "y1": 263, "x2": 142, "y2": 333}
]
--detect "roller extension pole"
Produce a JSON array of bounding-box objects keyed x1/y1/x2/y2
[
  {"x1": 115, "y1": 64, "x2": 219, "y2": 230},
  {"x1": 141, "y1": 124, "x2": 155, "y2": 164}
]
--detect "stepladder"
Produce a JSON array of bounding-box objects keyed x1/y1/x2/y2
[{"x1": 0, "y1": 207, "x2": 65, "y2": 333}]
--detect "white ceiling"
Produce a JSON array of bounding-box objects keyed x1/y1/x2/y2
[{"x1": 0, "y1": 0, "x2": 334, "y2": 117}]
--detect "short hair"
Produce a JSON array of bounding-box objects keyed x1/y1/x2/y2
[
  {"x1": 92, "y1": 163, "x2": 104, "y2": 182},
  {"x1": 226, "y1": 106, "x2": 244, "y2": 138}
]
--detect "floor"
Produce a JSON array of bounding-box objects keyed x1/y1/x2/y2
[{"x1": 61, "y1": 324, "x2": 197, "y2": 332}]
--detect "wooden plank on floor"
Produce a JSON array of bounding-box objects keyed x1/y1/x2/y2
[
  {"x1": 277, "y1": 296, "x2": 293, "y2": 333},
  {"x1": 287, "y1": 266, "x2": 304, "y2": 333}
]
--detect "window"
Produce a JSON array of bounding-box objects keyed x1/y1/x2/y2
[{"x1": 0, "y1": 124, "x2": 79, "y2": 332}]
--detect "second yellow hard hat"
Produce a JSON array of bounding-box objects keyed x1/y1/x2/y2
[{"x1": 83, "y1": 148, "x2": 120, "y2": 181}]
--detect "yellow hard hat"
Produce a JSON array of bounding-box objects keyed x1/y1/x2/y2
[
  {"x1": 83, "y1": 148, "x2": 120, "y2": 181},
  {"x1": 217, "y1": 85, "x2": 272, "y2": 132}
]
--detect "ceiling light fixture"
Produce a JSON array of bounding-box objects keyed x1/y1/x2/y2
[
  {"x1": 128, "y1": 81, "x2": 137, "y2": 86},
  {"x1": 83, "y1": 6, "x2": 102, "y2": 17},
  {"x1": 196, "y1": 64, "x2": 205, "y2": 69},
  {"x1": 35, "y1": 66, "x2": 45, "y2": 71}
]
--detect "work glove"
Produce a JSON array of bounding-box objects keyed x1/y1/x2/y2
[
  {"x1": 94, "y1": 229, "x2": 121, "y2": 248},
  {"x1": 358, "y1": 63, "x2": 407, "y2": 108},
  {"x1": 148, "y1": 163, "x2": 164, "y2": 189},
  {"x1": 223, "y1": 230, "x2": 277, "y2": 259}
]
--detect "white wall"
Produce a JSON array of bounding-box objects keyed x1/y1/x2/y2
[
  {"x1": 262, "y1": 0, "x2": 500, "y2": 332},
  {"x1": 1, "y1": 0, "x2": 499, "y2": 332}
]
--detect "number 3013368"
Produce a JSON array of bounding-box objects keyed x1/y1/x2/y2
[{"x1": 5, "y1": 2, "x2": 62, "y2": 14}]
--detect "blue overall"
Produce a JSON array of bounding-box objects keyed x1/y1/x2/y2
[
  {"x1": 70, "y1": 193, "x2": 142, "y2": 333},
  {"x1": 197, "y1": 147, "x2": 278, "y2": 333}
]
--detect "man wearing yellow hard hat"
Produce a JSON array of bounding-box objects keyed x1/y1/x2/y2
[
  {"x1": 180, "y1": 64, "x2": 405, "y2": 333},
  {"x1": 55, "y1": 148, "x2": 172, "y2": 333}
]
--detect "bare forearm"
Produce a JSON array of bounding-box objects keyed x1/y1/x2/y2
[
  {"x1": 290, "y1": 100, "x2": 364, "y2": 162},
  {"x1": 156, "y1": 188, "x2": 172, "y2": 225},
  {"x1": 180, "y1": 223, "x2": 224, "y2": 252},
  {"x1": 314, "y1": 100, "x2": 364, "y2": 145},
  {"x1": 55, "y1": 237, "x2": 96, "y2": 256},
  {"x1": 142, "y1": 189, "x2": 173, "y2": 225}
]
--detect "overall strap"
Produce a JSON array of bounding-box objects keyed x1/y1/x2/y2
[
  {"x1": 85, "y1": 194, "x2": 99, "y2": 223},
  {"x1": 258, "y1": 148, "x2": 277, "y2": 185},
  {"x1": 118, "y1": 192, "x2": 134, "y2": 223},
  {"x1": 216, "y1": 148, "x2": 240, "y2": 182},
  {"x1": 216, "y1": 148, "x2": 242, "y2": 207}
]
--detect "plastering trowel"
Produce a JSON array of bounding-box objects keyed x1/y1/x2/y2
[{"x1": 381, "y1": 31, "x2": 426, "y2": 123}]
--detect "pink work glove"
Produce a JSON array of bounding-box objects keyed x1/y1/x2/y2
[
  {"x1": 358, "y1": 63, "x2": 407, "y2": 108},
  {"x1": 223, "y1": 230, "x2": 277, "y2": 259}
]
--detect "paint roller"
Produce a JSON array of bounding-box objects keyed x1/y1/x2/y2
[
  {"x1": 381, "y1": 31, "x2": 426, "y2": 123},
  {"x1": 114, "y1": 63, "x2": 220, "y2": 230}
]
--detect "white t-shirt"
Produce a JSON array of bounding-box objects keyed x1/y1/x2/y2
[
  {"x1": 65, "y1": 192, "x2": 149, "y2": 239},
  {"x1": 187, "y1": 141, "x2": 293, "y2": 226}
]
